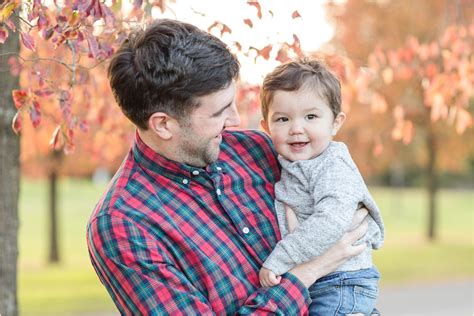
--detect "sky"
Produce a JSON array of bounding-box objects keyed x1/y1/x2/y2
[{"x1": 149, "y1": 0, "x2": 335, "y2": 84}]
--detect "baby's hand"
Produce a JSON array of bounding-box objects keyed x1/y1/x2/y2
[{"x1": 259, "y1": 267, "x2": 281, "y2": 287}]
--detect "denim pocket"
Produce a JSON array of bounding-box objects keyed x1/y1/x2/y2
[{"x1": 352, "y1": 284, "x2": 378, "y2": 314}]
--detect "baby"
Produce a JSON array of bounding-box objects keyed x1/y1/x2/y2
[{"x1": 259, "y1": 58, "x2": 384, "y2": 315}]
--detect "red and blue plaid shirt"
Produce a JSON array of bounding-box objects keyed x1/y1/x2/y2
[{"x1": 87, "y1": 129, "x2": 310, "y2": 315}]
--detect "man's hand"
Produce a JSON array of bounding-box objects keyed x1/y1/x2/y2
[
  {"x1": 289, "y1": 208, "x2": 369, "y2": 288},
  {"x1": 285, "y1": 204, "x2": 299, "y2": 233},
  {"x1": 259, "y1": 267, "x2": 282, "y2": 287}
]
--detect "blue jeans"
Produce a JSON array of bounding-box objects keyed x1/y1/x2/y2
[{"x1": 308, "y1": 267, "x2": 380, "y2": 316}]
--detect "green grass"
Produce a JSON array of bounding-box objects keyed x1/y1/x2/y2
[{"x1": 18, "y1": 179, "x2": 473, "y2": 315}]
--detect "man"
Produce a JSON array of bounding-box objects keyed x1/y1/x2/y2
[{"x1": 87, "y1": 19, "x2": 368, "y2": 315}]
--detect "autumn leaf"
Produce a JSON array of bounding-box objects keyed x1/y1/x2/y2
[
  {"x1": 0, "y1": 26, "x2": 7, "y2": 44},
  {"x1": 0, "y1": 2, "x2": 17, "y2": 23},
  {"x1": 37, "y1": 13, "x2": 48, "y2": 31},
  {"x1": 243, "y1": 18, "x2": 253, "y2": 28},
  {"x1": 20, "y1": 32, "x2": 36, "y2": 51},
  {"x1": 49, "y1": 125, "x2": 62, "y2": 149},
  {"x1": 221, "y1": 24, "x2": 232, "y2": 35},
  {"x1": 292, "y1": 10, "x2": 301, "y2": 19},
  {"x1": 258, "y1": 44, "x2": 273, "y2": 60},
  {"x1": 29, "y1": 100, "x2": 42, "y2": 128},
  {"x1": 11, "y1": 111, "x2": 22, "y2": 135},
  {"x1": 33, "y1": 89, "x2": 54, "y2": 97},
  {"x1": 85, "y1": 30, "x2": 99, "y2": 59},
  {"x1": 276, "y1": 47, "x2": 290, "y2": 63},
  {"x1": 247, "y1": 1, "x2": 262, "y2": 19},
  {"x1": 5, "y1": 18, "x2": 15, "y2": 31},
  {"x1": 12, "y1": 90, "x2": 29, "y2": 109}
]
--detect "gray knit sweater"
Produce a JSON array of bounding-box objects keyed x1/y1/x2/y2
[{"x1": 263, "y1": 141, "x2": 384, "y2": 275}]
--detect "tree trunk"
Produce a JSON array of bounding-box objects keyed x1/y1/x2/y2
[
  {"x1": 48, "y1": 151, "x2": 62, "y2": 263},
  {"x1": 426, "y1": 125, "x2": 438, "y2": 241},
  {"x1": 0, "y1": 6, "x2": 21, "y2": 315}
]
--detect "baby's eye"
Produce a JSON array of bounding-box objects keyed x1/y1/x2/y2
[
  {"x1": 306, "y1": 114, "x2": 318, "y2": 120},
  {"x1": 275, "y1": 117, "x2": 289, "y2": 122}
]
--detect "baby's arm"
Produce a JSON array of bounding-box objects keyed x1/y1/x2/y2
[
  {"x1": 285, "y1": 204, "x2": 299, "y2": 233},
  {"x1": 263, "y1": 158, "x2": 363, "y2": 276}
]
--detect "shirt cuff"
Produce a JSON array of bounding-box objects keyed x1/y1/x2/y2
[{"x1": 263, "y1": 271, "x2": 311, "y2": 313}]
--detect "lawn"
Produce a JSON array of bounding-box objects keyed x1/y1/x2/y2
[{"x1": 18, "y1": 178, "x2": 473, "y2": 315}]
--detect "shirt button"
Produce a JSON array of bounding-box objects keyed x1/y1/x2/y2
[
  {"x1": 182, "y1": 179, "x2": 189, "y2": 184},
  {"x1": 216, "y1": 189, "x2": 221, "y2": 195},
  {"x1": 192, "y1": 170, "x2": 199, "y2": 176},
  {"x1": 216, "y1": 166, "x2": 222, "y2": 171},
  {"x1": 242, "y1": 227, "x2": 250, "y2": 234}
]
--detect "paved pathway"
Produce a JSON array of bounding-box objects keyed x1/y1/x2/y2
[{"x1": 377, "y1": 279, "x2": 473, "y2": 315}]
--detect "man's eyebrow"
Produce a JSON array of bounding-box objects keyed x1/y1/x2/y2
[{"x1": 211, "y1": 102, "x2": 232, "y2": 117}]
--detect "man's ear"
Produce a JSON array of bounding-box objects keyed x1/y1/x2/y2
[
  {"x1": 260, "y1": 119, "x2": 270, "y2": 134},
  {"x1": 332, "y1": 112, "x2": 346, "y2": 136},
  {"x1": 148, "y1": 112, "x2": 175, "y2": 140}
]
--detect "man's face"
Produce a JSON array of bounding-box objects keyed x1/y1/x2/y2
[{"x1": 174, "y1": 81, "x2": 240, "y2": 167}]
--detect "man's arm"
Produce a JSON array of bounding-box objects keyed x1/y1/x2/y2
[{"x1": 87, "y1": 213, "x2": 311, "y2": 315}]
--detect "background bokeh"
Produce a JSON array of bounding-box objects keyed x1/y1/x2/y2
[{"x1": 1, "y1": 0, "x2": 472, "y2": 315}]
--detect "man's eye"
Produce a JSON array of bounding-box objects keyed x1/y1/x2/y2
[{"x1": 275, "y1": 117, "x2": 288, "y2": 122}]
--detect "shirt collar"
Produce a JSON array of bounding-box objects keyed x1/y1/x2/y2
[{"x1": 132, "y1": 131, "x2": 225, "y2": 183}]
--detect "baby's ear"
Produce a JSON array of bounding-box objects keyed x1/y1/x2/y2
[
  {"x1": 332, "y1": 112, "x2": 346, "y2": 136},
  {"x1": 260, "y1": 119, "x2": 270, "y2": 134}
]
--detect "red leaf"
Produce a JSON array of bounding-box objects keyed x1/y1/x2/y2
[
  {"x1": 11, "y1": 111, "x2": 22, "y2": 135},
  {"x1": 290, "y1": 34, "x2": 302, "y2": 56},
  {"x1": 221, "y1": 24, "x2": 232, "y2": 36},
  {"x1": 20, "y1": 32, "x2": 36, "y2": 51},
  {"x1": 258, "y1": 44, "x2": 273, "y2": 60},
  {"x1": 29, "y1": 100, "x2": 41, "y2": 128},
  {"x1": 42, "y1": 27, "x2": 54, "y2": 40},
  {"x1": 292, "y1": 10, "x2": 301, "y2": 19},
  {"x1": 85, "y1": 30, "x2": 99, "y2": 59},
  {"x1": 0, "y1": 26, "x2": 7, "y2": 44},
  {"x1": 34, "y1": 88, "x2": 54, "y2": 97},
  {"x1": 276, "y1": 48, "x2": 290, "y2": 63},
  {"x1": 49, "y1": 126, "x2": 62, "y2": 149},
  {"x1": 243, "y1": 19, "x2": 253, "y2": 28},
  {"x1": 12, "y1": 90, "x2": 29, "y2": 109},
  {"x1": 79, "y1": 120, "x2": 89, "y2": 133},
  {"x1": 5, "y1": 19, "x2": 16, "y2": 32},
  {"x1": 37, "y1": 13, "x2": 48, "y2": 31},
  {"x1": 247, "y1": 2, "x2": 262, "y2": 19}
]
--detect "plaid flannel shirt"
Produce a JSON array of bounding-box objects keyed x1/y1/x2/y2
[{"x1": 87, "y1": 129, "x2": 310, "y2": 315}]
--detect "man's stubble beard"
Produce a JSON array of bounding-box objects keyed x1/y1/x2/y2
[{"x1": 176, "y1": 123, "x2": 220, "y2": 167}]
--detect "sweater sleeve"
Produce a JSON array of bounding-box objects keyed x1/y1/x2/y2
[{"x1": 263, "y1": 157, "x2": 364, "y2": 275}]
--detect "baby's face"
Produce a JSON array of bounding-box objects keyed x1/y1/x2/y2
[{"x1": 262, "y1": 87, "x2": 344, "y2": 162}]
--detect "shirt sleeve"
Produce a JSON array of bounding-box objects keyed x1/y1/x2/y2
[
  {"x1": 263, "y1": 158, "x2": 364, "y2": 275},
  {"x1": 87, "y1": 213, "x2": 310, "y2": 315}
]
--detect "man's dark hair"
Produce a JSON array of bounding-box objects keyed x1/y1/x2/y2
[
  {"x1": 108, "y1": 19, "x2": 240, "y2": 129},
  {"x1": 260, "y1": 58, "x2": 341, "y2": 121}
]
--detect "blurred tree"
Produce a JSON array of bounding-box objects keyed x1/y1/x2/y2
[
  {"x1": 326, "y1": 0, "x2": 474, "y2": 241},
  {"x1": 0, "y1": 0, "x2": 310, "y2": 312},
  {"x1": 0, "y1": 0, "x2": 20, "y2": 314}
]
